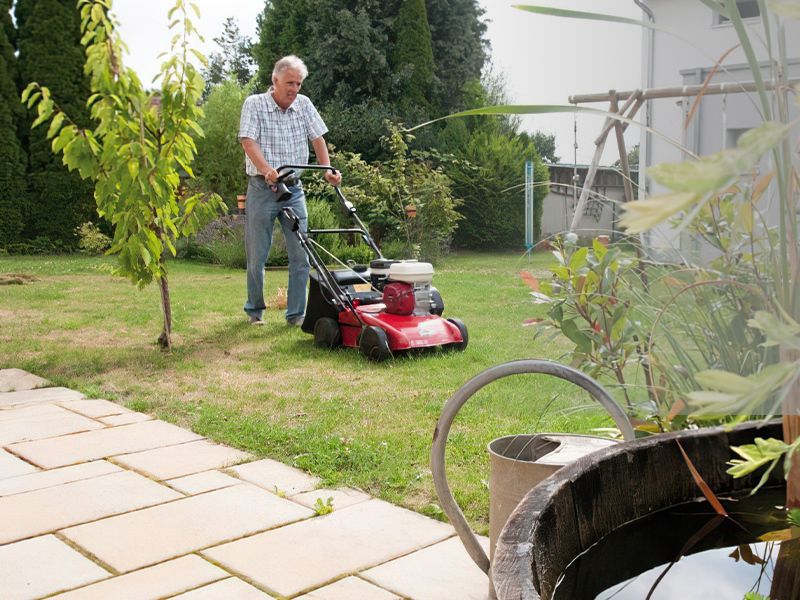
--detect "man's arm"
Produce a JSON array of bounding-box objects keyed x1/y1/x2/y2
[
  {"x1": 311, "y1": 136, "x2": 342, "y2": 186},
  {"x1": 241, "y1": 138, "x2": 279, "y2": 184}
]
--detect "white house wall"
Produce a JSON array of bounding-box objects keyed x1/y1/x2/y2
[{"x1": 637, "y1": 0, "x2": 800, "y2": 261}]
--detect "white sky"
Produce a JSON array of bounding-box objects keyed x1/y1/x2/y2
[{"x1": 111, "y1": 0, "x2": 644, "y2": 164}]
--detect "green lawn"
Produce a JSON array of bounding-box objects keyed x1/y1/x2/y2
[{"x1": 0, "y1": 251, "x2": 618, "y2": 532}]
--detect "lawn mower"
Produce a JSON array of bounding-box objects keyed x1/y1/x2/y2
[{"x1": 273, "y1": 164, "x2": 468, "y2": 361}]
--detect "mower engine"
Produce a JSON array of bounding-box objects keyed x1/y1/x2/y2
[{"x1": 372, "y1": 260, "x2": 438, "y2": 316}]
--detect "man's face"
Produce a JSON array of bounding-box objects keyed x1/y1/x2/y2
[{"x1": 272, "y1": 68, "x2": 303, "y2": 110}]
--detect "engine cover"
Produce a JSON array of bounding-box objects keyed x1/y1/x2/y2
[{"x1": 383, "y1": 282, "x2": 415, "y2": 315}]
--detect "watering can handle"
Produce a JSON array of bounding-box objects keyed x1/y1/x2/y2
[{"x1": 430, "y1": 359, "x2": 635, "y2": 574}]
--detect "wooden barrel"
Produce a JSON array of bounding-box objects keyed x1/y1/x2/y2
[{"x1": 491, "y1": 421, "x2": 784, "y2": 600}]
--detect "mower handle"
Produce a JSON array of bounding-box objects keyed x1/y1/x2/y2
[{"x1": 277, "y1": 164, "x2": 382, "y2": 259}]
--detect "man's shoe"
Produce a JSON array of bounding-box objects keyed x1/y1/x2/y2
[
  {"x1": 249, "y1": 315, "x2": 264, "y2": 326},
  {"x1": 287, "y1": 316, "x2": 304, "y2": 327}
]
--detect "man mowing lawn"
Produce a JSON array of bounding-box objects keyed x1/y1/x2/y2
[{"x1": 239, "y1": 55, "x2": 342, "y2": 327}]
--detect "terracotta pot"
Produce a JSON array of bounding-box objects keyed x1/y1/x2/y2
[{"x1": 237, "y1": 194, "x2": 246, "y2": 215}]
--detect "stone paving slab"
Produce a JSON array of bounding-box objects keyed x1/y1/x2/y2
[
  {"x1": 59, "y1": 398, "x2": 132, "y2": 419},
  {"x1": 0, "y1": 368, "x2": 50, "y2": 392},
  {"x1": 99, "y1": 412, "x2": 152, "y2": 426},
  {"x1": 0, "y1": 387, "x2": 84, "y2": 409},
  {"x1": 0, "y1": 460, "x2": 120, "y2": 497},
  {"x1": 166, "y1": 470, "x2": 242, "y2": 495},
  {"x1": 0, "y1": 470, "x2": 182, "y2": 544},
  {"x1": 1, "y1": 535, "x2": 109, "y2": 600},
  {"x1": 203, "y1": 498, "x2": 454, "y2": 598},
  {"x1": 171, "y1": 577, "x2": 273, "y2": 599},
  {"x1": 295, "y1": 576, "x2": 401, "y2": 600},
  {"x1": 7, "y1": 420, "x2": 204, "y2": 468},
  {"x1": 114, "y1": 439, "x2": 252, "y2": 480},
  {"x1": 228, "y1": 458, "x2": 320, "y2": 496},
  {"x1": 0, "y1": 448, "x2": 38, "y2": 479},
  {"x1": 0, "y1": 403, "x2": 104, "y2": 445},
  {"x1": 50, "y1": 555, "x2": 230, "y2": 600},
  {"x1": 61, "y1": 483, "x2": 314, "y2": 573},
  {"x1": 363, "y1": 535, "x2": 492, "y2": 600},
  {"x1": 290, "y1": 487, "x2": 371, "y2": 512}
]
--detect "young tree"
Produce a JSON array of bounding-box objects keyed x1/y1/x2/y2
[
  {"x1": 0, "y1": 0, "x2": 25, "y2": 247},
  {"x1": 425, "y1": 0, "x2": 487, "y2": 114},
  {"x1": 15, "y1": 0, "x2": 94, "y2": 248},
  {"x1": 202, "y1": 17, "x2": 255, "y2": 94},
  {"x1": 391, "y1": 0, "x2": 434, "y2": 110},
  {"x1": 252, "y1": 0, "x2": 311, "y2": 91},
  {"x1": 24, "y1": 0, "x2": 225, "y2": 350}
]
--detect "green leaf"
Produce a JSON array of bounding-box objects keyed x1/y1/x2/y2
[
  {"x1": 512, "y1": 5, "x2": 647, "y2": 27},
  {"x1": 727, "y1": 437, "x2": 788, "y2": 478},
  {"x1": 620, "y1": 192, "x2": 700, "y2": 233},
  {"x1": 648, "y1": 122, "x2": 791, "y2": 194},
  {"x1": 561, "y1": 319, "x2": 593, "y2": 354},
  {"x1": 695, "y1": 369, "x2": 756, "y2": 393},
  {"x1": 748, "y1": 311, "x2": 800, "y2": 351},
  {"x1": 46, "y1": 112, "x2": 66, "y2": 140}
]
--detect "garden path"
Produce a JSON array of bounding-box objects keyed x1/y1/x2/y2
[{"x1": 0, "y1": 369, "x2": 490, "y2": 599}]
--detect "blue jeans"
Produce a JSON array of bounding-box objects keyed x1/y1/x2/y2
[{"x1": 243, "y1": 176, "x2": 310, "y2": 322}]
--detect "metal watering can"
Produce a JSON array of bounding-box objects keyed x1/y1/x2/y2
[{"x1": 430, "y1": 359, "x2": 635, "y2": 598}]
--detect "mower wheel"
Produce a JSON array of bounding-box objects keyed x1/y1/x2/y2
[
  {"x1": 359, "y1": 325, "x2": 392, "y2": 361},
  {"x1": 313, "y1": 317, "x2": 341, "y2": 349},
  {"x1": 446, "y1": 317, "x2": 469, "y2": 352},
  {"x1": 430, "y1": 287, "x2": 445, "y2": 316}
]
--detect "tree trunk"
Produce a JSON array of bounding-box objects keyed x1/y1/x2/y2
[
  {"x1": 770, "y1": 346, "x2": 800, "y2": 600},
  {"x1": 157, "y1": 264, "x2": 172, "y2": 351},
  {"x1": 782, "y1": 346, "x2": 800, "y2": 507}
]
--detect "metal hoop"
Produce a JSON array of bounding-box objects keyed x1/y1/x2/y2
[{"x1": 430, "y1": 359, "x2": 635, "y2": 574}]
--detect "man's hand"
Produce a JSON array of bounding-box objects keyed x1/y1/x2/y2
[
  {"x1": 263, "y1": 167, "x2": 279, "y2": 184},
  {"x1": 323, "y1": 169, "x2": 342, "y2": 186}
]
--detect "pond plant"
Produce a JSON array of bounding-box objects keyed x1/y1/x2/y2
[
  {"x1": 533, "y1": 1, "x2": 800, "y2": 596},
  {"x1": 422, "y1": 1, "x2": 800, "y2": 596},
  {"x1": 22, "y1": 0, "x2": 225, "y2": 350}
]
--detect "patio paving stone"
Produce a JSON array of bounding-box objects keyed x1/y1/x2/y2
[
  {"x1": 362, "y1": 535, "x2": 492, "y2": 600},
  {"x1": 0, "y1": 470, "x2": 181, "y2": 544},
  {"x1": 0, "y1": 535, "x2": 109, "y2": 600},
  {"x1": 0, "y1": 368, "x2": 50, "y2": 392},
  {"x1": 99, "y1": 412, "x2": 152, "y2": 426},
  {"x1": 0, "y1": 448, "x2": 38, "y2": 479},
  {"x1": 114, "y1": 439, "x2": 252, "y2": 480},
  {"x1": 295, "y1": 576, "x2": 401, "y2": 600},
  {"x1": 59, "y1": 398, "x2": 132, "y2": 418},
  {"x1": 228, "y1": 458, "x2": 320, "y2": 496},
  {"x1": 290, "y1": 487, "x2": 371, "y2": 511},
  {"x1": 170, "y1": 577, "x2": 273, "y2": 599},
  {"x1": 202, "y1": 498, "x2": 454, "y2": 598},
  {"x1": 7, "y1": 419, "x2": 203, "y2": 468},
  {"x1": 0, "y1": 387, "x2": 84, "y2": 409},
  {"x1": 0, "y1": 404, "x2": 104, "y2": 445},
  {"x1": 166, "y1": 470, "x2": 242, "y2": 495},
  {"x1": 49, "y1": 555, "x2": 230, "y2": 600},
  {"x1": 0, "y1": 460, "x2": 120, "y2": 497},
  {"x1": 61, "y1": 483, "x2": 314, "y2": 573}
]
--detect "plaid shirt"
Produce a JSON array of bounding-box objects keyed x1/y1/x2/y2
[{"x1": 238, "y1": 90, "x2": 328, "y2": 176}]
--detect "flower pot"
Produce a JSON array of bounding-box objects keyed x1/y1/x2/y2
[
  {"x1": 237, "y1": 194, "x2": 246, "y2": 215},
  {"x1": 491, "y1": 420, "x2": 785, "y2": 600}
]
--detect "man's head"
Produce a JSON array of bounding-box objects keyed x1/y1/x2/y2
[{"x1": 271, "y1": 55, "x2": 308, "y2": 110}]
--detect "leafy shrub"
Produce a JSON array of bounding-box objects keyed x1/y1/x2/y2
[
  {"x1": 75, "y1": 222, "x2": 112, "y2": 254},
  {"x1": 194, "y1": 78, "x2": 253, "y2": 211}
]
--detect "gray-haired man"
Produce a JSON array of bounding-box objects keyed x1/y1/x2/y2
[{"x1": 239, "y1": 55, "x2": 341, "y2": 326}]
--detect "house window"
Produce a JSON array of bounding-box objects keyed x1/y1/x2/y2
[{"x1": 716, "y1": 1, "x2": 760, "y2": 23}]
